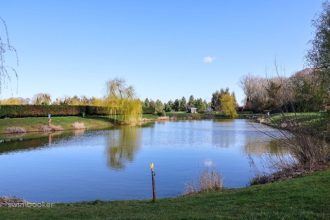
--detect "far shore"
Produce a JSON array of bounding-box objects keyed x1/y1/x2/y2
[{"x1": 0, "y1": 112, "x2": 247, "y2": 135}]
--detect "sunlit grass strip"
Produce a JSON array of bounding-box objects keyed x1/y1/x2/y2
[{"x1": 0, "y1": 169, "x2": 329, "y2": 219}]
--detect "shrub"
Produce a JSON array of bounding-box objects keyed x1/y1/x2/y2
[
  {"x1": 72, "y1": 122, "x2": 85, "y2": 130},
  {"x1": 39, "y1": 125, "x2": 63, "y2": 132},
  {"x1": 199, "y1": 169, "x2": 223, "y2": 192},
  {"x1": 184, "y1": 169, "x2": 223, "y2": 195},
  {"x1": 142, "y1": 106, "x2": 155, "y2": 114},
  {"x1": 156, "y1": 111, "x2": 166, "y2": 116},
  {"x1": 288, "y1": 134, "x2": 329, "y2": 169}
]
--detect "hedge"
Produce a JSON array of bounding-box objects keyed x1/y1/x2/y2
[
  {"x1": 0, "y1": 105, "x2": 109, "y2": 118},
  {"x1": 85, "y1": 106, "x2": 109, "y2": 115},
  {"x1": 0, "y1": 105, "x2": 155, "y2": 118}
]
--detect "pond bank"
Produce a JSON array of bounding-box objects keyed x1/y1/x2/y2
[
  {"x1": 0, "y1": 113, "x2": 251, "y2": 136},
  {"x1": 252, "y1": 112, "x2": 330, "y2": 184},
  {"x1": 255, "y1": 112, "x2": 329, "y2": 141},
  {"x1": 0, "y1": 116, "x2": 114, "y2": 135},
  {"x1": 0, "y1": 169, "x2": 329, "y2": 219}
]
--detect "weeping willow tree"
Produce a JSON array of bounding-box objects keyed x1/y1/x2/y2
[
  {"x1": 106, "y1": 126, "x2": 142, "y2": 169},
  {"x1": 105, "y1": 78, "x2": 142, "y2": 124}
]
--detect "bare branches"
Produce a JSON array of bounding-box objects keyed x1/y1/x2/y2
[
  {"x1": 0, "y1": 16, "x2": 18, "y2": 94},
  {"x1": 105, "y1": 78, "x2": 142, "y2": 124},
  {"x1": 32, "y1": 93, "x2": 51, "y2": 105},
  {"x1": 106, "y1": 78, "x2": 136, "y2": 100}
]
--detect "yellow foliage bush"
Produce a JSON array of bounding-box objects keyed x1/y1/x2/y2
[{"x1": 220, "y1": 93, "x2": 238, "y2": 118}]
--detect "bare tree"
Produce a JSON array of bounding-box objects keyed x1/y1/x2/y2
[
  {"x1": 244, "y1": 62, "x2": 329, "y2": 185},
  {"x1": 0, "y1": 17, "x2": 18, "y2": 93},
  {"x1": 240, "y1": 74, "x2": 269, "y2": 112},
  {"x1": 32, "y1": 93, "x2": 52, "y2": 105},
  {"x1": 106, "y1": 78, "x2": 136, "y2": 100}
]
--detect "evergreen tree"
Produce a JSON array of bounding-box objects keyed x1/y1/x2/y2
[
  {"x1": 180, "y1": 97, "x2": 187, "y2": 111},
  {"x1": 188, "y1": 95, "x2": 195, "y2": 107},
  {"x1": 173, "y1": 99, "x2": 181, "y2": 111}
]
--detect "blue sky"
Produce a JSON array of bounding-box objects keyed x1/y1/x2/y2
[{"x1": 0, "y1": 0, "x2": 325, "y2": 104}]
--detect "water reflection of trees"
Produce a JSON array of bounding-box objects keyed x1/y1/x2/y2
[
  {"x1": 244, "y1": 139, "x2": 290, "y2": 156},
  {"x1": 211, "y1": 120, "x2": 236, "y2": 148},
  {"x1": 211, "y1": 120, "x2": 291, "y2": 156},
  {"x1": 106, "y1": 126, "x2": 141, "y2": 170},
  {"x1": 0, "y1": 132, "x2": 65, "y2": 154}
]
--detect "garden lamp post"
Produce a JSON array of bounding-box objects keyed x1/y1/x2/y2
[{"x1": 150, "y1": 162, "x2": 156, "y2": 202}]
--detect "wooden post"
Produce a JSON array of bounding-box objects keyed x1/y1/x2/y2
[{"x1": 150, "y1": 163, "x2": 156, "y2": 202}]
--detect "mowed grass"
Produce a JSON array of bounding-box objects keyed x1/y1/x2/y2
[
  {"x1": 269, "y1": 112, "x2": 329, "y2": 139},
  {"x1": 269, "y1": 112, "x2": 325, "y2": 122},
  {"x1": 0, "y1": 116, "x2": 113, "y2": 134},
  {"x1": 0, "y1": 114, "x2": 164, "y2": 136},
  {"x1": 0, "y1": 169, "x2": 329, "y2": 219}
]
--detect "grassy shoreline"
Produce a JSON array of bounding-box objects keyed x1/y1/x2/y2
[
  {"x1": 0, "y1": 169, "x2": 329, "y2": 219},
  {"x1": 257, "y1": 112, "x2": 330, "y2": 141},
  {"x1": 0, "y1": 113, "x2": 242, "y2": 135},
  {"x1": 0, "y1": 116, "x2": 114, "y2": 135}
]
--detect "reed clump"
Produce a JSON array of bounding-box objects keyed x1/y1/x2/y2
[
  {"x1": 5, "y1": 127, "x2": 26, "y2": 134},
  {"x1": 72, "y1": 122, "x2": 86, "y2": 130},
  {"x1": 184, "y1": 169, "x2": 223, "y2": 195}
]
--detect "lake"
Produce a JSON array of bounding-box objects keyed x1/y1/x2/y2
[{"x1": 0, "y1": 119, "x2": 288, "y2": 202}]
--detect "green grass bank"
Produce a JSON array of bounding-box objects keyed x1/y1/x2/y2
[
  {"x1": 0, "y1": 116, "x2": 113, "y2": 135},
  {"x1": 266, "y1": 112, "x2": 330, "y2": 141},
  {"x1": 0, "y1": 169, "x2": 329, "y2": 219}
]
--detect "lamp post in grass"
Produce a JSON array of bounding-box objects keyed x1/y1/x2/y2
[{"x1": 150, "y1": 162, "x2": 156, "y2": 202}]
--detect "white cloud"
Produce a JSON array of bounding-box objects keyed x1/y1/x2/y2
[{"x1": 203, "y1": 56, "x2": 216, "y2": 64}]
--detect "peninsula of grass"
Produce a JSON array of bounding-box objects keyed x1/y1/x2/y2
[
  {"x1": 267, "y1": 112, "x2": 330, "y2": 140},
  {"x1": 0, "y1": 169, "x2": 329, "y2": 219},
  {"x1": 0, "y1": 116, "x2": 114, "y2": 134},
  {"x1": 0, "y1": 112, "x2": 245, "y2": 136}
]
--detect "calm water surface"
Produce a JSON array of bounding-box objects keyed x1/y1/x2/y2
[{"x1": 0, "y1": 120, "x2": 288, "y2": 202}]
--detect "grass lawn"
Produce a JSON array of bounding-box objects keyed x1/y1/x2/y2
[
  {"x1": 269, "y1": 112, "x2": 325, "y2": 122},
  {"x1": 0, "y1": 169, "x2": 329, "y2": 219},
  {"x1": 0, "y1": 116, "x2": 113, "y2": 134},
  {"x1": 268, "y1": 112, "x2": 329, "y2": 139}
]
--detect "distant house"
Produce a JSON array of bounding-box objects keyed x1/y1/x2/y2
[{"x1": 187, "y1": 107, "x2": 198, "y2": 114}]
